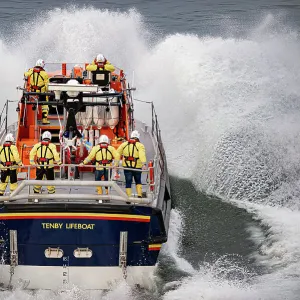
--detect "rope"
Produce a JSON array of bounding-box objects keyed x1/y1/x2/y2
[
  {"x1": 133, "y1": 98, "x2": 153, "y2": 104},
  {"x1": 23, "y1": 97, "x2": 27, "y2": 127},
  {"x1": 56, "y1": 106, "x2": 65, "y2": 149},
  {"x1": 56, "y1": 106, "x2": 63, "y2": 131}
]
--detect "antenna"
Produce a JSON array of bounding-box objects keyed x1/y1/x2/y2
[{"x1": 131, "y1": 70, "x2": 135, "y2": 90}]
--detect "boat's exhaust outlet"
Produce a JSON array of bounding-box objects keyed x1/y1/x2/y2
[
  {"x1": 119, "y1": 231, "x2": 128, "y2": 279},
  {"x1": 9, "y1": 230, "x2": 18, "y2": 289}
]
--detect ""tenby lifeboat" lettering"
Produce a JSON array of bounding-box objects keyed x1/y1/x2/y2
[{"x1": 41, "y1": 223, "x2": 95, "y2": 230}]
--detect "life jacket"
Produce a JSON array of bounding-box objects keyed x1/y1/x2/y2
[
  {"x1": 36, "y1": 141, "x2": 54, "y2": 166},
  {"x1": 30, "y1": 67, "x2": 45, "y2": 91},
  {"x1": 123, "y1": 139, "x2": 139, "y2": 168},
  {"x1": 95, "y1": 143, "x2": 113, "y2": 166},
  {"x1": 72, "y1": 66, "x2": 83, "y2": 78},
  {"x1": 0, "y1": 143, "x2": 15, "y2": 167}
]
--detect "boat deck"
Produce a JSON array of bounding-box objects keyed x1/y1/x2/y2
[{"x1": 3, "y1": 119, "x2": 158, "y2": 207}]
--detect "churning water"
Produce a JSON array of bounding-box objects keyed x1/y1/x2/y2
[{"x1": 0, "y1": 5, "x2": 300, "y2": 299}]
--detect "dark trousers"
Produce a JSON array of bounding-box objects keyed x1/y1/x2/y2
[
  {"x1": 95, "y1": 169, "x2": 111, "y2": 181},
  {"x1": 95, "y1": 169, "x2": 112, "y2": 194},
  {"x1": 36, "y1": 167, "x2": 55, "y2": 180},
  {"x1": 1, "y1": 169, "x2": 17, "y2": 184},
  {"x1": 0, "y1": 169, "x2": 17, "y2": 195},
  {"x1": 33, "y1": 167, "x2": 55, "y2": 193},
  {"x1": 124, "y1": 169, "x2": 142, "y2": 188}
]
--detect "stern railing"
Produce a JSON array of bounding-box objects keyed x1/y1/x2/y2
[
  {"x1": 133, "y1": 99, "x2": 168, "y2": 199},
  {"x1": 0, "y1": 164, "x2": 153, "y2": 204}
]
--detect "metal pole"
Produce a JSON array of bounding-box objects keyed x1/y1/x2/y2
[
  {"x1": 62, "y1": 107, "x2": 66, "y2": 178},
  {"x1": 151, "y1": 102, "x2": 154, "y2": 135},
  {"x1": 0, "y1": 106, "x2": 2, "y2": 129},
  {"x1": 119, "y1": 231, "x2": 128, "y2": 279},
  {"x1": 34, "y1": 99, "x2": 38, "y2": 140},
  {"x1": 5, "y1": 100, "x2": 8, "y2": 133}
]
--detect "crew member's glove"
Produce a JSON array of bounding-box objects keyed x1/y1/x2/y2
[
  {"x1": 57, "y1": 161, "x2": 62, "y2": 166},
  {"x1": 79, "y1": 163, "x2": 84, "y2": 166},
  {"x1": 19, "y1": 163, "x2": 24, "y2": 167}
]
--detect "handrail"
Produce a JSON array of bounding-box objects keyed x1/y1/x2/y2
[
  {"x1": 22, "y1": 92, "x2": 123, "y2": 98},
  {"x1": 133, "y1": 98, "x2": 167, "y2": 197},
  {"x1": 0, "y1": 100, "x2": 18, "y2": 137},
  {"x1": 7, "y1": 163, "x2": 150, "y2": 172},
  {"x1": 0, "y1": 163, "x2": 155, "y2": 204},
  {"x1": 1, "y1": 180, "x2": 153, "y2": 204}
]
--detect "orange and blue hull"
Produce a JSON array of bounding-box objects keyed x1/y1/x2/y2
[{"x1": 0, "y1": 204, "x2": 168, "y2": 289}]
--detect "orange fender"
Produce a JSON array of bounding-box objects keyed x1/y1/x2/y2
[{"x1": 148, "y1": 160, "x2": 154, "y2": 191}]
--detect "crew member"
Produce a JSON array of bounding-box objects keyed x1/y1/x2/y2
[
  {"x1": 80, "y1": 135, "x2": 119, "y2": 198},
  {"x1": 0, "y1": 134, "x2": 23, "y2": 196},
  {"x1": 24, "y1": 59, "x2": 50, "y2": 124},
  {"x1": 86, "y1": 54, "x2": 115, "y2": 72},
  {"x1": 117, "y1": 130, "x2": 147, "y2": 200},
  {"x1": 30, "y1": 131, "x2": 61, "y2": 194}
]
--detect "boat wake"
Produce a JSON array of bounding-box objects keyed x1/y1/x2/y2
[{"x1": 1, "y1": 6, "x2": 300, "y2": 299}]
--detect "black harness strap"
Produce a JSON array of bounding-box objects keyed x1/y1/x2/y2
[
  {"x1": 95, "y1": 146, "x2": 113, "y2": 166},
  {"x1": 0, "y1": 144, "x2": 14, "y2": 167},
  {"x1": 37, "y1": 144, "x2": 54, "y2": 168},
  {"x1": 124, "y1": 141, "x2": 139, "y2": 168},
  {"x1": 31, "y1": 68, "x2": 45, "y2": 91}
]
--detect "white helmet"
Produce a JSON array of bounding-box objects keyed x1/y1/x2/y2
[
  {"x1": 5, "y1": 133, "x2": 14, "y2": 143},
  {"x1": 96, "y1": 54, "x2": 105, "y2": 63},
  {"x1": 99, "y1": 135, "x2": 109, "y2": 144},
  {"x1": 42, "y1": 131, "x2": 51, "y2": 141},
  {"x1": 36, "y1": 59, "x2": 45, "y2": 68},
  {"x1": 131, "y1": 130, "x2": 140, "y2": 139}
]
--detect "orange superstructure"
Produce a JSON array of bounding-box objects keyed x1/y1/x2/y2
[{"x1": 19, "y1": 63, "x2": 134, "y2": 178}]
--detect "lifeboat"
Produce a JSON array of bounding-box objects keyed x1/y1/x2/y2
[{"x1": 0, "y1": 62, "x2": 172, "y2": 290}]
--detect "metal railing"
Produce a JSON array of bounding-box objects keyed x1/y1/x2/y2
[
  {"x1": 0, "y1": 164, "x2": 155, "y2": 204},
  {"x1": 133, "y1": 99, "x2": 167, "y2": 198},
  {"x1": 0, "y1": 100, "x2": 18, "y2": 141}
]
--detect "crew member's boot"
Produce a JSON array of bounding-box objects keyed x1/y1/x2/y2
[
  {"x1": 42, "y1": 111, "x2": 50, "y2": 125},
  {"x1": 97, "y1": 186, "x2": 103, "y2": 195},
  {"x1": 136, "y1": 184, "x2": 143, "y2": 198},
  {"x1": 126, "y1": 188, "x2": 132, "y2": 204}
]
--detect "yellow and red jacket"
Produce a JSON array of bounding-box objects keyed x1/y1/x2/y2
[
  {"x1": 83, "y1": 144, "x2": 119, "y2": 170},
  {"x1": 30, "y1": 142, "x2": 61, "y2": 168},
  {"x1": 24, "y1": 67, "x2": 49, "y2": 93},
  {"x1": 0, "y1": 143, "x2": 22, "y2": 168},
  {"x1": 86, "y1": 60, "x2": 115, "y2": 73},
  {"x1": 117, "y1": 140, "x2": 146, "y2": 169}
]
